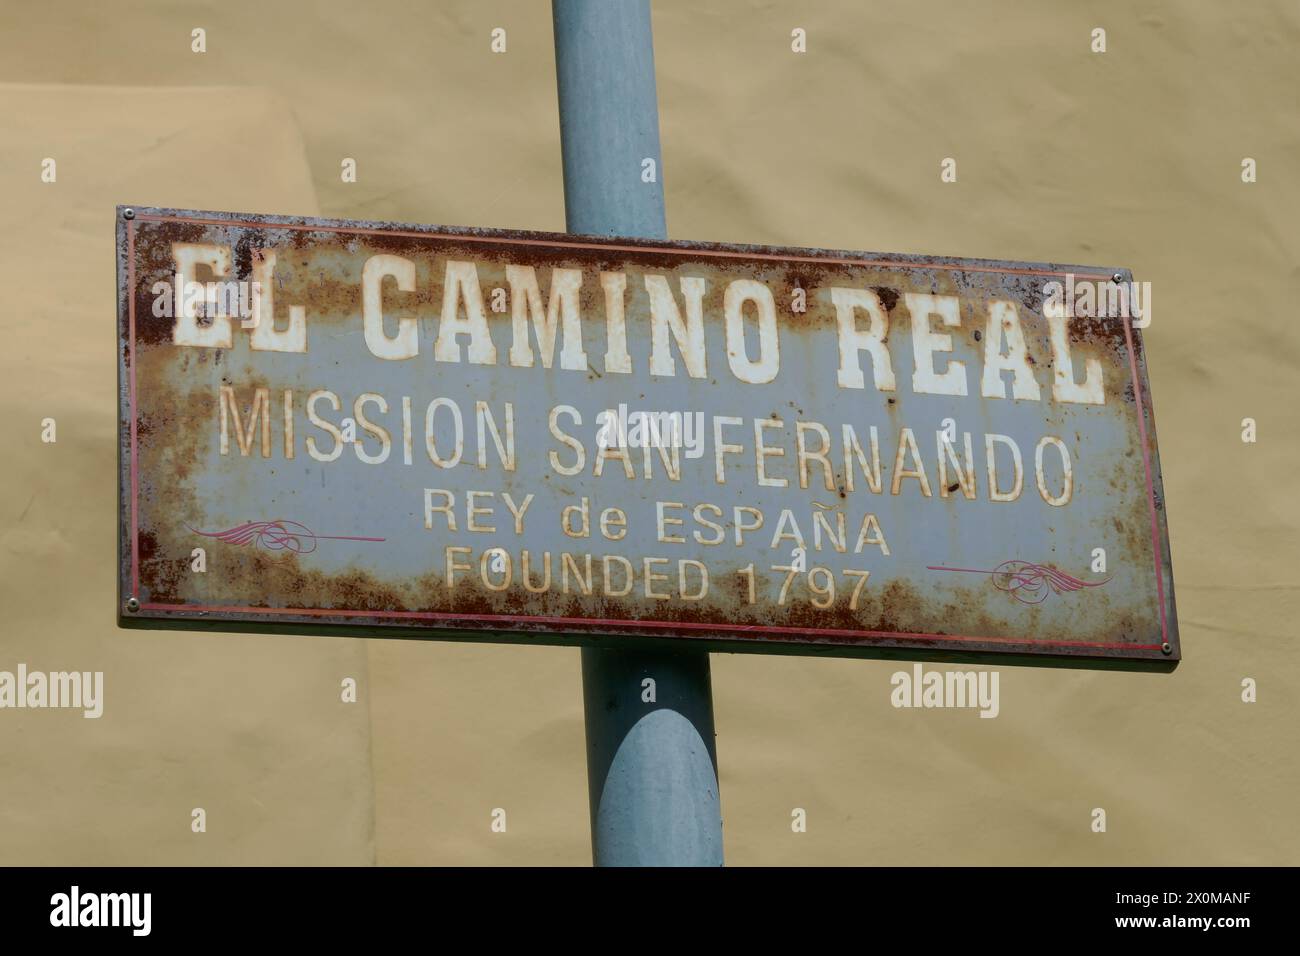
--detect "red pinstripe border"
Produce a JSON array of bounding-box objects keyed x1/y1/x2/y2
[
  {"x1": 1123, "y1": 316, "x2": 1170, "y2": 644},
  {"x1": 137, "y1": 602, "x2": 1163, "y2": 651},
  {"x1": 128, "y1": 220, "x2": 139, "y2": 596},
  {"x1": 134, "y1": 212, "x2": 1116, "y2": 281}
]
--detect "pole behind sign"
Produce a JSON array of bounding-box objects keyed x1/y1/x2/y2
[{"x1": 552, "y1": 0, "x2": 725, "y2": 866}]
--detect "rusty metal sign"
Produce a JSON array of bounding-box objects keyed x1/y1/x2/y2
[{"x1": 116, "y1": 206, "x2": 1178, "y2": 669}]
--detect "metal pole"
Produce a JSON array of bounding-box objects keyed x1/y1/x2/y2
[{"x1": 552, "y1": 0, "x2": 724, "y2": 867}]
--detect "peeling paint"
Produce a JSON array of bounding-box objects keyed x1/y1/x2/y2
[{"x1": 117, "y1": 206, "x2": 1178, "y2": 669}]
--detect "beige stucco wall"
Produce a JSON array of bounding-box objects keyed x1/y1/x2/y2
[{"x1": 0, "y1": 0, "x2": 1295, "y2": 865}]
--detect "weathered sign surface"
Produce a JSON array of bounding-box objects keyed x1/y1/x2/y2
[{"x1": 117, "y1": 206, "x2": 1178, "y2": 669}]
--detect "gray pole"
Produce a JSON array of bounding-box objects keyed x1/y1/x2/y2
[{"x1": 552, "y1": 0, "x2": 724, "y2": 867}]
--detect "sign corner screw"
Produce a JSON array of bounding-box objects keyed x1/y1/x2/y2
[
  {"x1": 125, "y1": 597, "x2": 140, "y2": 612},
  {"x1": 1111, "y1": 272, "x2": 1122, "y2": 283},
  {"x1": 123, "y1": 208, "x2": 135, "y2": 220},
  {"x1": 1160, "y1": 642, "x2": 1172, "y2": 655}
]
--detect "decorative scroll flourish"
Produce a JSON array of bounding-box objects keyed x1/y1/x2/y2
[
  {"x1": 927, "y1": 561, "x2": 1110, "y2": 606},
  {"x1": 186, "y1": 520, "x2": 385, "y2": 555}
]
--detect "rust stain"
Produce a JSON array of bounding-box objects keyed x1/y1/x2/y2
[{"x1": 118, "y1": 207, "x2": 1177, "y2": 667}]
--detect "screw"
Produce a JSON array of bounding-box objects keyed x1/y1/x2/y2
[
  {"x1": 123, "y1": 208, "x2": 135, "y2": 220},
  {"x1": 1111, "y1": 272, "x2": 1122, "y2": 283},
  {"x1": 1161, "y1": 642, "x2": 1172, "y2": 655},
  {"x1": 125, "y1": 597, "x2": 140, "y2": 612}
]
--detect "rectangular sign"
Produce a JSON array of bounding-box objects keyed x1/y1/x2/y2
[{"x1": 117, "y1": 206, "x2": 1178, "y2": 669}]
